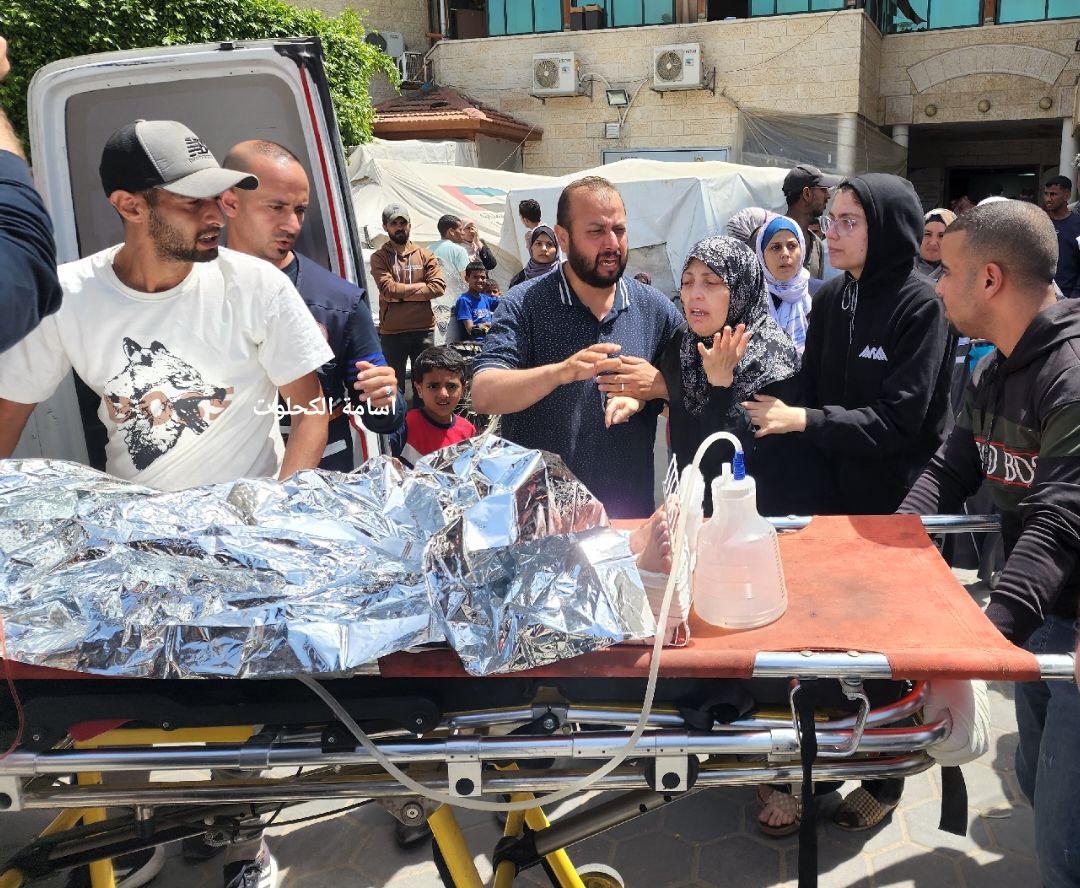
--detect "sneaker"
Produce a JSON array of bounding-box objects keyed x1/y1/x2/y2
[
  {"x1": 182, "y1": 834, "x2": 226, "y2": 863},
  {"x1": 116, "y1": 847, "x2": 165, "y2": 888},
  {"x1": 65, "y1": 846, "x2": 165, "y2": 888},
  {"x1": 223, "y1": 847, "x2": 278, "y2": 888}
]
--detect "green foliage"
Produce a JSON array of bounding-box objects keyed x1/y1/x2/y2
[{"x1": 0, "y1": 0, "x2": 400, "y2": 151}]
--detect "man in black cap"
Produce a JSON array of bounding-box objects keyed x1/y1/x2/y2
[
  {"x1": 0, "y1": 119, "x2": 344, "y2": 501},
  {"x1": 783, "y1": 162, "x2": 842, "y2": 280}
]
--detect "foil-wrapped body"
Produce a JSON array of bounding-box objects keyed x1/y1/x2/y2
[{"x1": 0, "y1": 438, "x2": 653, "y2": 678}]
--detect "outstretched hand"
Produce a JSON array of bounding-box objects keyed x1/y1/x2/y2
[
  {"x1": 698, "y1": 324, "x2": 752, "y2": 389},
  {"x1": 741, "y1": 394, "x2": 807, "y2": 437},
  {"x1": 560, "y1": 342, "x2": 622, "y2": 385},
  {"x1": 595, "y1": 354, "x2": 664, "y2": 400}
]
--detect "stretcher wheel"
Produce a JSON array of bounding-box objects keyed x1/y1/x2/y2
[{"x1": 578, "y1": 864, "x2": 625, "y2": 888}]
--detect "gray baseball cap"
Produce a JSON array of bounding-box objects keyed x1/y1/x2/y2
[
  {"x1": 99, "y1": 120, "x2": 258, "y2": 199},
  {"x1": 382, "y1": 203, "x2": 411, "y2": 224}
]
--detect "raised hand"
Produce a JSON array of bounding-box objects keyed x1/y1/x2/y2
[
  {"x1": 697, "y1": 323, "x2": 751, "y2": 389},
  {"x1": 353, "y1": 361, "x2": 399, "y2": 411}
]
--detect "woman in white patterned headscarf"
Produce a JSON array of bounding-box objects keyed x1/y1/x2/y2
[{"x1": 755, "y1": 216, "x2": 813, "y2": 353}]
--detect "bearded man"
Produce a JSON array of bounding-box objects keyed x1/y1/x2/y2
[{"x1": 472, "y1": 176, "x2": 682, "y2": 517}]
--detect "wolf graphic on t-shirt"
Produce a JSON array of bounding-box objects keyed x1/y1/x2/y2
[{"x1": 103, "y1": 338, "x2": 234, "y2": 470}]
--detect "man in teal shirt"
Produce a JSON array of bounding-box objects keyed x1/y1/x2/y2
[{"x1": 429, "y1": 214, "x2": 471, "y2": 344}]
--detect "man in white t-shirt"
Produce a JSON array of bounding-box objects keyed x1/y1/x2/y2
[{"x1": 0, "y1": 119, "x2": 352, "y2": 492}]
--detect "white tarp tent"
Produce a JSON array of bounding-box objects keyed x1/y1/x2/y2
[
  {"x1": 347, "y1": 137, "x2": 478, "y2": 172},
  {"x1": 498, "y1": 158, "x2": 789, "y2": 295},
  {"x1": 350, "y1": 155, "x2": 790, "y2": 297},
  {"x1": 350, "y1": 154, "x2": 551, "y2": 293}
]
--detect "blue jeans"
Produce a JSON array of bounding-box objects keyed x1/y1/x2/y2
[{"x1": 1015, "y1": 615, "x2": 1080, "y2": 887}]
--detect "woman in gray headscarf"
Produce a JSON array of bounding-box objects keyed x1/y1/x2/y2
[
  {"x1": 725, "y1": 207, "x2": 779, "y2": 246},
  {"x1": 607, "y1": 235, "x2": 805, "y2": 517}
]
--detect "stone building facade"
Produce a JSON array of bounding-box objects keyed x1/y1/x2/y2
[
  {"x1": 294, "y1": 0, "x2": 430, "y2": 103},
  {"x1": 295, "y1": 2, "x2": 1080, "y2": 207},
  {"x1": 429, "y1": 11, "x2": 876, "y2": 177},
  {"x1": 878, "y1": 18, "x2": 1079, "y2": 205}
]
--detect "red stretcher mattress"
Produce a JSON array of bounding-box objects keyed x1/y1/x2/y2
[
  {"x1": 1, "y1": 515, "x2": 1040, "y2": 685},
  {"x1": 379, "y1": 515, "x2": 1041, "y2": 682}
]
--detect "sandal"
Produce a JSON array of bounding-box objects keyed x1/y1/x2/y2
[
  {"x1": 832, "y1": 786, "x2": 898, "y2": 831},
  {"x1": 756, "y1": 785, "x2": 800, "y2": 838}
]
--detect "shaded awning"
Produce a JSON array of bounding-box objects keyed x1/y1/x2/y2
[{"x1": 373, "y1": 87, "x2": 542, "y2": 143}]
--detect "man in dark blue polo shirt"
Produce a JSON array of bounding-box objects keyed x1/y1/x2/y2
[
  {"x1": 0, "y1": 37, "x2": 62, "y2": 353},
  {"x1": 222, "y1": 140, "x2": 405, "y2": 471},
  {"x1": 472, "y1": 176, "x2": 682, "y2": 518}
]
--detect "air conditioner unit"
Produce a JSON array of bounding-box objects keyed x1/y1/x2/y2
[
  {"x1": 653, "y1": 43, "x2": 702, "y2": 92},
  {"x1": 531, "y1": 52, "x2": 579, "y2": 98},
  {"x1": 365, "y1": 30, "x2": 405, "y2": 60},
  {"x1": 399, "y1": 51, "x2": 425, "y2": 84}
]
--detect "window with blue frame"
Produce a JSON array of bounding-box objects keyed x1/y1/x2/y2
[
  {"x1": 750, "y1": 0, "x2": 845, "y2": 14},
  {"x1": 587, "y1": 0, "x2": 676, "y2": 27},
  {"x1": 488, "y1": 0, "x2": 563, "y2": 35},
  {"x1": 877, "y1": 0, "x2": 982, "y2": 32},
  {"x1": 997, "y1": 0, "x2": 1079, "y2": 23}
]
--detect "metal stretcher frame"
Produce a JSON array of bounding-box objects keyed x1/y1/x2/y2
[{"x1": 0, "y1": 515, "x2": 1074, "y2": 888}]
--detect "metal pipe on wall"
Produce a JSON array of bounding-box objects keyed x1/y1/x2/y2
[{"x1": 1060, "y1": 117, "x2": 1079, "y2": 199}]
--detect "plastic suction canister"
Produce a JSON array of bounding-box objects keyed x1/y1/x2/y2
[{"x1": 690, "y1": 433, "x2": 788, "y2": 630}]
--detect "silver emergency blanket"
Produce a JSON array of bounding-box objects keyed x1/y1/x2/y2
[{"x1": 0, "y1": 437, "x2": 654, "y2": 678}]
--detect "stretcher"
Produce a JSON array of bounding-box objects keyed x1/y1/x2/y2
[{"x1": 0, "y1": 514, "x2": 1072, "y2": 888}]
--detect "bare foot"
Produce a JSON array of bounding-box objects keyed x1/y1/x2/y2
[
  {"x1": 629, "y1": 506, "x2": 663, "y2": 555},
  {"x1": 757, "y1": 785, "x2": 799, "y2": 835},
  {"x1": 632, "y1": 508, "x2": 672, "y2": 574}
]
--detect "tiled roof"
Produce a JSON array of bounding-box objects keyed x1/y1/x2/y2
[{"x1": 374, "y1": 87, "x2": 542, "y2": 142}]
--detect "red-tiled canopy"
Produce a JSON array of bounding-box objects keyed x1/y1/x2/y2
[{"x1": 373, "y1": 87, "x2": 542, "y2": 143}]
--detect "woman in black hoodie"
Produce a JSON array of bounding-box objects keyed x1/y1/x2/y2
[
  {"x1": 744, "y1": 173, "x2": 953, "y2": 515},
  {"x1": 744, "y1": 174, "x2": 954, "y2": 829}
]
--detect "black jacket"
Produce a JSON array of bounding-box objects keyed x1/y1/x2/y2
[
  {"x1": 799, "y1": 174, "x2": 953, "y2": 514},
  {"x1": 903, "y1": 299, "x2": 1080, "y2": 645}
]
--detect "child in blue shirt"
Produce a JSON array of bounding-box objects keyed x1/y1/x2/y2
[{"x1": 454, "y1": 261, "x2": 499, "y2": 340}]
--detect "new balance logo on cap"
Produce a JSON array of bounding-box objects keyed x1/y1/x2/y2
[
  {"x1": 859, "y1": 345, "x2": 888, "y2": 361},
  {"x1": 185, "y1": 136, "x2": 211, "y2": 159}
]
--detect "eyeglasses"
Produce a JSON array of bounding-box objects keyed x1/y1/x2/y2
[{"x1": 820, "y1": 215, "x2": 862, "y2": 237}]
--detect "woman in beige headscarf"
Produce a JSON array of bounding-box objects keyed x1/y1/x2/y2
[
  {"x1": 459, "y1": 219, "x2": 497, "y2": 271},
  {"x1": 914, "y1": 207, "x2": 956, "y2": 282}
]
